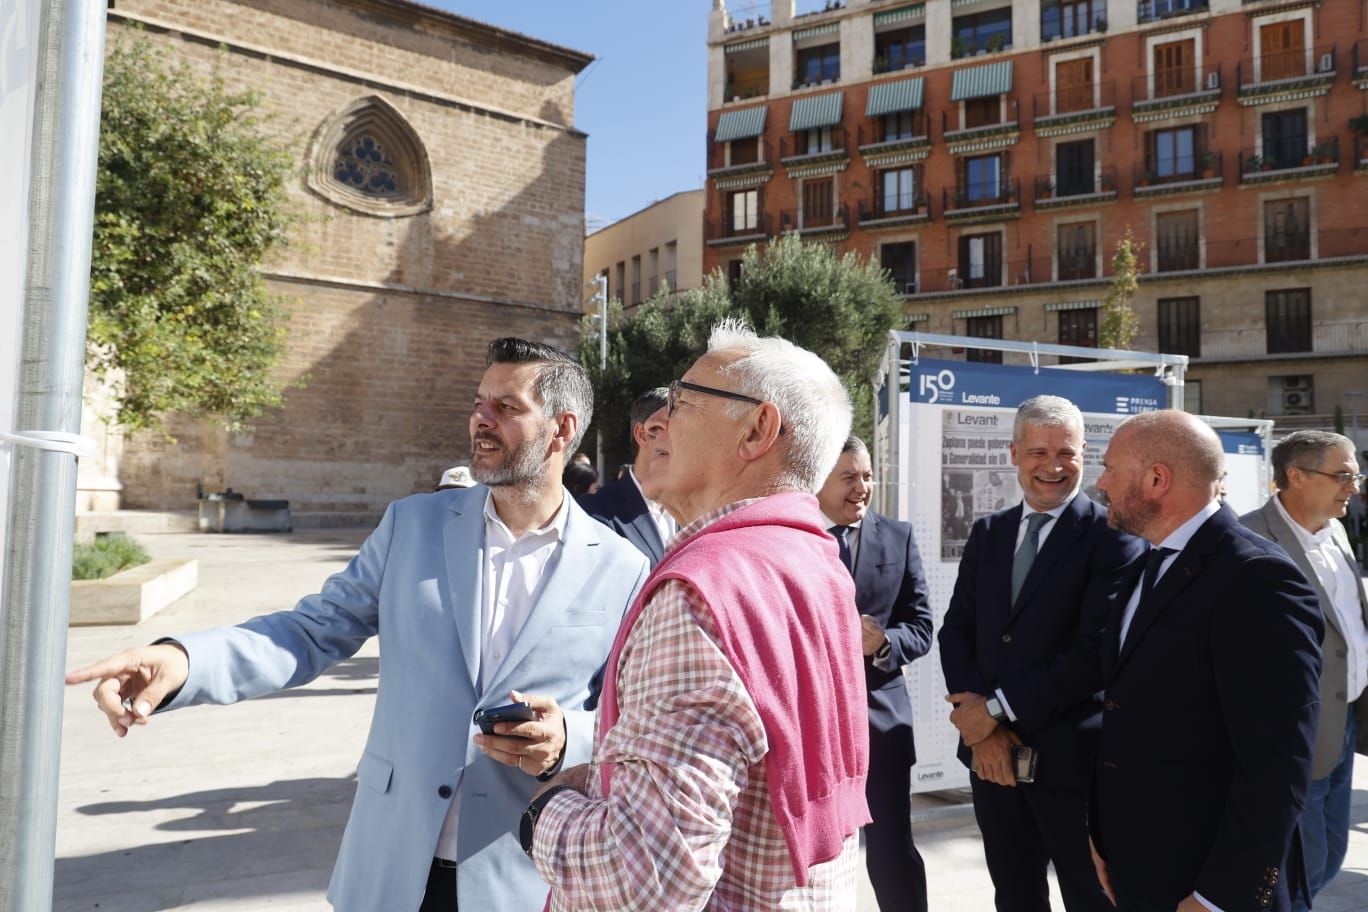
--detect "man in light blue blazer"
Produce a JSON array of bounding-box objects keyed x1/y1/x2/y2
[{"x1": 68, "y1": 338, "x2": 651, "y2": 912}]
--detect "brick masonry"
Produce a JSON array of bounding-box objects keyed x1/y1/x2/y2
[
  {"x1": 91, "y1": 0, "x2": 590, "y2": 525},
  {"x1": 704, "y1": 0, "x2": 1368, "y2": 428}
]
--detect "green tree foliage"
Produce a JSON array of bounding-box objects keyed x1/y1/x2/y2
[
  {"x1": 1099, "y1": 230, "x2": 1142, "y2": 351},
  {"x1": 582, "y1": 234, "x2": 904, "y2": 466},
  {"x1": 89, "y1": 38, "x2": 296, "y2": 433}
]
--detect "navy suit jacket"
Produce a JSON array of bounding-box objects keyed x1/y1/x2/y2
[
  {"x1": 939, "y1": 492, "x2": 1143, "y2": 788},
  {"x1": 850, "y1": 510, "x2": 934, "y2": 743},
  {"x1": 579, "y1": 474, "x2": 665, "y2": 566},
  {"x1": 1093, "y1": 505, "x2": 1323, "y2": 911}
]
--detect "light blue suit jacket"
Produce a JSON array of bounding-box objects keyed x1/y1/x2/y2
[{"x1": 166, "y1": 486, "x2": 650, "y2": 912}]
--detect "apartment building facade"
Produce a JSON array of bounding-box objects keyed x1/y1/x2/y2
[
  {"x1": 705, "y1": 0, "x2": 1368, "y2": 424},
  {"x1": 585, "y1": 189, "x2": 706, "y2": 311}
]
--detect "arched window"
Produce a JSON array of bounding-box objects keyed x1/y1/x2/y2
[{"x1": 308, "y1": 95, "x2": 432, "y2": 217}]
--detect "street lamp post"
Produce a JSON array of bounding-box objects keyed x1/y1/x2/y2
[{"x1": 589, "y1": 274, "x2": 608, "y2": 480}]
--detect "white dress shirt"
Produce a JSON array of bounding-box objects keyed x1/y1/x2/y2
[
  {"x1": 434, "y1": 490, "x2": 569, "y2": 861},
  {"x1": 1273, "y1": 495, "x2": 1368, "y2": 703},
  {"x1": 627, "y1": 467, "x2": 677, "y2": 547},
  {"x1": 1117, "y1": 500, "x2": 1220, "y2": 648}
]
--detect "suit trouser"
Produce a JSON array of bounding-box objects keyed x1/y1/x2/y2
[
  {"x1": 419, "y1": 859, "x2": 457, "y2": 912},
  {"x1": 864, "y1": 723, "x2": 928, "y2": 912},
  {"x1": 970, "y1": 773, "x2": 1112, "y2": 912}
]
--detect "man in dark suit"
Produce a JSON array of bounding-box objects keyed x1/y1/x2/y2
[
  {"x1": 1092, "y1": 410, "x2": 1323, "y2": 912},
  {"x1": 817, "y1": 435, "x2": 934, "y2": 912},
  {"x1": 579, "y1": 387, "x2": 674, "y2": 566},
  {"x1": 940, "y1": 395, "x2": 1142, "y2": 912},
  {"x1": 1240, "y1": 431, "x2": 1367, "y2": 911}
]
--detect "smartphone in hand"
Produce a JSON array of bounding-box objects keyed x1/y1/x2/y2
[{"x1": 474, "y1": 701, "x2": 537, "y2": 736}]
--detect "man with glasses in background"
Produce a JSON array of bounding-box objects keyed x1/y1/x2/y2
[{"x1": 1241, "y1": 430, "x2": 1368, "y2": 910}]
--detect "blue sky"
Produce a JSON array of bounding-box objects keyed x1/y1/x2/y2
[{"x1": 434, "y1": 1, "x2": 710, "y2": 231}]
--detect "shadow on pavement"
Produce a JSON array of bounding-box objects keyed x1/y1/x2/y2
[{"x1": 57, "y1": 776, "x2": 355, "y2": 912}]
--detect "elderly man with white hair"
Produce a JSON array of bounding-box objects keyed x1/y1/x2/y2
[{"x1": 525, "y1": 320, "x2": 872, "y2": 911}]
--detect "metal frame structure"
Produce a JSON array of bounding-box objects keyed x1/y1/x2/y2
[{"x1": 873, "y1": 330, "x2": 1190, "y2": 515}]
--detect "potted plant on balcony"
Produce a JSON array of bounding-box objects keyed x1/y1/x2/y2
[
  {"x1": 1037, "y1": 181, "x2": 1054, "y2": 200},
  {"x1": 986, "y1": 34, "x2": 1008, "y2": 54},
  {"x1": 951, "y1": 36, "x2": 968, "y2": 59},
  {"x1": 1095, "y1": 15, "x2": 1108, "y2": 33},
  {"x1": 1136, "y1": 169, "x2": 1155, "y2": 187},
  {"x1": 1200, "y1": 150, "x2": 1215, "y2": 179},
  {"x1": 1313, "y1": 141, "x2": 1335, "y2": 165}
]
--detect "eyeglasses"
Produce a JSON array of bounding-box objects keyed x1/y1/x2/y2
[
  {"x1": 667, "y1": 379, "x2": 765, "y2": 416},
  {"x1": 1298, "y1": 467, "x2": 1366, "y2": 488}
]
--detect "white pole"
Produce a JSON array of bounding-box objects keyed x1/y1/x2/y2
[
  {"x1": 0, "y1": 1, "x2": 107, "y2": 908},
  {"x1": 592, "y1": 274, "x2": 608, "y2": 481}
]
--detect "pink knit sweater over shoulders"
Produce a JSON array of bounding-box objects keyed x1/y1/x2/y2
[{"x1": 597, "y1": 492, "x2": 871, "y2": 885}]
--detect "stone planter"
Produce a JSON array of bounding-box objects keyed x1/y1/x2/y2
[{"x1": 69, "y1": 558, "x2": 198, "y2": 626}]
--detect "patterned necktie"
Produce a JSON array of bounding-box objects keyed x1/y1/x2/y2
[
  {"x1": 829, "y1": 525, "x2": 853, "y2": 572},
  {"x1": 1010, "y1": 512, "x2": 1052, "y2": 605}
]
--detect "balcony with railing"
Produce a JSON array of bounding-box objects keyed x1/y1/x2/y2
[
  {"x1": 1239, "y1": 136, "x2": 1339, "y2": 184},
  {"x1": 1041, "y1": 0, "x2": 1108, "y2": 42},
  {"x1": 779, "y1": 128, "x2": 850, "y2": 168},
  {"x1": 1057, "y1": 248, "x2": 1099, "y2": 281},
  {"x1": 1137, "y1": 0, "x2": 1209, "y2": 23},
  {"x1": 1357, "y1": 134, "x2": 1368, "y2": 172},
  {"x1": 1237, "y1": 44, "x2": 1336, "y2": 104},
  {"x1": 1201, "y1": 227, "x2": 1368, "y2": 268},
  {"x1": 919, "y1": 251, "x2": 1048, "y2": 293},
  {"x1": 1356, "y1": 39, "x2": 1368, "y2": 88},
  {"x1": 1130, "y1": 65, "x2": 1221, "y2": 122},
  {"x1": 858, "y1": 189, "x2": 933, "y2": 228},
  {"x1": 706, "y1": 136, "x2": 773, "y2": 178},
  {"x1": 1034, "y1": 167, "x2": 1119, "y2": 209},
  {"x1": 705, "y1": 210, "x2": 772, "y2": 246},
  {"x1": 1155, "y1": 235, "x2": 1201, "y2": 272},
  {"x1": 1032, "y1": 81, "x2": 1117, "y2": 136},
  {"x1": 942, "y1": 100, "x2": 1020, "y2": 153},
  {"x1": 778, "y1": 204, "x2": 850, "y2": 236},
  {"x1": 856, "y1": 118, "x2": 931, "y2": 164},
  {"x1": 1134, "y1": 150, "x2": 1223, "y2": 197},
  {"x1": 1161, "y1": 319, "x2": 1368, "y2": 361},
  {"x1": 943, "y1": 179, "x2": 1021, "y2": 222}
]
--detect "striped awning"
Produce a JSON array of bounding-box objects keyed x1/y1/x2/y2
[
  {"x1": 866, "y1": 77, "x2": 926, "y2": 116},
  {"x1": 789, "y1": 91, "x2": 844, "y2": 132},
  {"x1": 715, "y1": 106, "x2": 768, "y2": 143},
  {"x1": 953, "y1": 305, "x2": 1017, "y2": 318},
  {"x1": 725, "y1": 37, "x2": 769, "y2": 54},
  {"x1": 950, "y1": 61, "x2": 1014, "y2": 101},
  {"x1": 905, "y1": 312, "x2": 931, "y2": 323},
  {"x1": 874, "y1": 4, "x2": 926, "y2": 26},
  {"x1": 793, "y1": 22, "x2": 840, "y2": 42},
  {"x1": 1045, "y1": 300, "x2": 1101, "y2": 312}
]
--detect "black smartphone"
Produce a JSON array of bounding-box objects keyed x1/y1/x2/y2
[
  {"x1": 473, "y1": 701, "x2": 537, "y2": 736},
  {"x1": 1012, "y1": 745, "x2": 1038, "y2": 784}
]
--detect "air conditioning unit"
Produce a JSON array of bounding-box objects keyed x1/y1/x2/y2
[
  {"x1": 1283, "y1": 390, "x2": 1310, "y2": 411},
  {"x1": 1318, "y1": 53, "x2": 1334, "y2": 73},
  {"x1": 1280, "y1": 375, "x2": 1314, "y2": 414},
  {"x1": 1206, "y1": 70, "x2": 1220, "y2": 90},
  {"x1": 905, "y1": 280, "x2": 918, "y2": 295}
]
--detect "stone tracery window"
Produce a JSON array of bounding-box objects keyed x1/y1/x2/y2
[{"x1": 309, "y1": 95, "x2": 432, "y2": 217}]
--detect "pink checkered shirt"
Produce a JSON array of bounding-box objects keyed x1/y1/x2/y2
[{"x1": 532, "y1": 499, "x2": 860, "y2": 911}]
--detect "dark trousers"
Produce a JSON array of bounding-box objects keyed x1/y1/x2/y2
[
  {"x1": 865, "y1": 723, "x2": 928, "y2": 912},
  {"x1": 971, "y1": 774, "x2": 1112, "y2": 912},
  {"x1": 419, "y1": 859, "x2": 457, "y2": 912}
]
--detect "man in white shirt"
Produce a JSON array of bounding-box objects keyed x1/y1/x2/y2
[
  {"x1": 66, "y1": 338, "x2": 650, "y2": 912},
  {"x1": 1240, "y1": 430, "x2": 1368, "y2": 910},
  {"x1": 580, "y1": 387, "x2": 676, "y2": 566}
]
